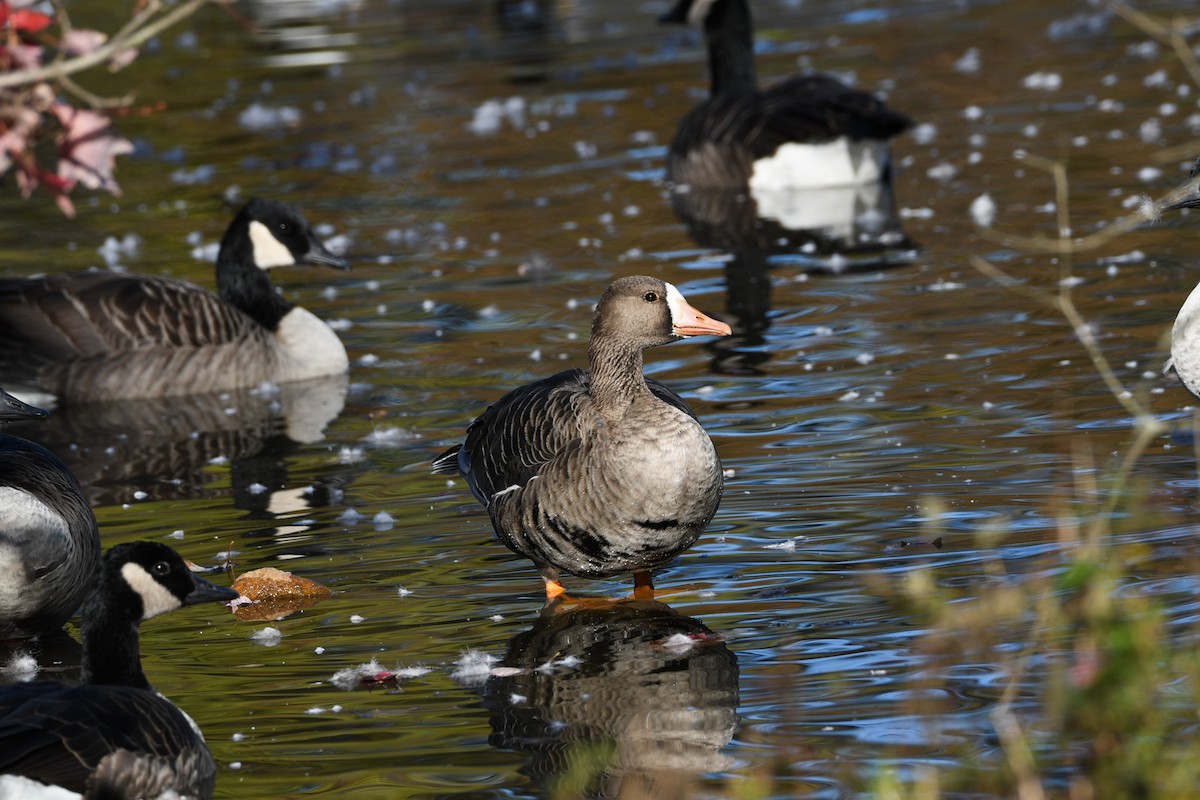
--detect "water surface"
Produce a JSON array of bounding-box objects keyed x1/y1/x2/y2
[{"x1": 3, "y1": 0, "x2": 1200, "y2": 797}]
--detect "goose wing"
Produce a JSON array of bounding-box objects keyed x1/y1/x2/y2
[
  {"x1": 437, "y1": 370, "x2": 695, "y2": 505},
  {"x1": 0, "y1": 684, "x2": 213, "y2": 795},
  {"x1": 0, "y1": 272, "x2": 258, "y2": 378},
  {"x1": 675, "y1": 74, "x2": 911, "y2": 159}
]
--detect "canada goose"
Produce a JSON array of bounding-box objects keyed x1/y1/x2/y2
[
  {"x1": 661, "y1": 0, "x2": 911, "y2": 192},
  {"x1": 433, "y1": 276, "x2": 731, "y2": 600},
  {"x1": 0, "y1": 387, "x2": 100, "y2": 641},
  {"x1": 0, "y1": 540, "x2": 238, "y2": 798},
  {"x1": 0, "y1": 198, "x2": 350, "y2": 402}
]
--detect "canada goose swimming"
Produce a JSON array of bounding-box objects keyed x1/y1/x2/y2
[
  {"x1": 0, "y1": 198, "x2": 350, "y2": 402},
  {"x1": 660, "y1": 0, "x2": 911, "y2": 192},
  {"x1": 0, "y1": 540, "x2": 238, "y2": 798},
  {"x1": 433, "y1": 276, "x2": 731, "y2": 600},
  {"x1": 0, "y1": 387, "x2": 100, "y2": 641}
]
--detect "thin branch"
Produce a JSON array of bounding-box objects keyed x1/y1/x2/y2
[
  {"x1": 57, "y1": 74, "x2": 135, "y2": 109},
  {"x1": 0, "y1": 0, "x2": 214, "y2": 90},
  {"x1": 1110, "y1": 2, "x2": 1200, "y2": 87}
]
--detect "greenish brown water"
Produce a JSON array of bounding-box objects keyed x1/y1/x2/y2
[{"x1": 3, "y1": 0, "x2": 1200, "y2": 797}]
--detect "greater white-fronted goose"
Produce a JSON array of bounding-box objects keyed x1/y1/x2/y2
[
  {"x1": 0, "y1": 198, "x2": 350, "y2": 402},
  {"x1": 0, "y1": 540, "x2": 238, "y2": 798},
  {"x1": 661, "y1": 0, "x2": 911, "y2": 192},
  {"x1": 434, "y1": 275, "x2": 731, "y2": 599},
  {"x1": 0, "y1": 387, "x2": 100, "y2": 640}
]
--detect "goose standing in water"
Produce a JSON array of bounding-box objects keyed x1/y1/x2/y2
[
  {"x1": 0, "y1": 388, "x2": 100, "y2": 640},
  {"x1": 0, "y1": 198, "x2": 350, "y2": 402},
  {"x1": 0, "y1": 541, "x2": 238, "y2": 798},
  {"x1": 434, "y1": 276, "x2": 731, "y2": 600},
  {"x1": 660, "y1": 0, "x2": 911, "y2": 193}
]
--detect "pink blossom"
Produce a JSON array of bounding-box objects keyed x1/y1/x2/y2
[
  {"x1": 2, "y1": 42, "x2": 43, "y2": 69},
  {"x1": 0, "y1": 106, "x2": 40, "y2": 174},
  {"x1": 108, "y1": 46, "x2": 138, "y2": 71},
  {"x1": 63, "y1": 29, "x2": 107, "y2": 57},
  {"x1": 52, "y1": 103, "x2": 134, "y2": 196}
]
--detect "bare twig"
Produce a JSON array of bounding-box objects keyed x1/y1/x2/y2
[
  {"x1": 970, "y1": 151, "x2": 1168, "y2": 489},
  {"x1": 1110, "y1": 2, "x2": 1200, "y2": 87},
  {"x1": 58, "y1": 74, "x2": 135, "y2": 109},
  {"x1": 0, "y1": 0, "x2": 214, "y2": 91}
]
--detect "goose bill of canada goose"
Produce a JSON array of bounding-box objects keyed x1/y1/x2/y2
[
  {"x1": 0, "y1": 198, "x2": 350, "y2": 403},
  {"x1": 0, "y1": 541, "x2": 238, "y2": 799},
  {"x1": 434, "y1": 276, "x2": 731, "y2": 602},
  {"x1": 660, "y1": 0, "x2": 911, "y2": 194},
  {"x1": 0, "y1": 387, "x2": 100, "y2": 641}
]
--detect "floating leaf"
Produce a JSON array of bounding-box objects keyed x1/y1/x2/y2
[{"x1": 230, "y1": 567, "x2": 331, "y2": 621}]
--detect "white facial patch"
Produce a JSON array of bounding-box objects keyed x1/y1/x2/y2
[
  {"x1": 121, "y1": 562, "x2": 183, "y2": 620},
  {"x1": 248, "y1": 220, "x2": 297, "y2": 270},
  {"x1": 664, "y1": 281, "x2": 691, "y2": 328}
]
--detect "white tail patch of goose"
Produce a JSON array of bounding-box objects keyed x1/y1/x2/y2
[
  {"x1": 749, "y1": 139, "x2": 889, "y2": 192},
  {"x1": 248, "y1": 220, "x2": 297, "y2": 270},
  {"x1": 120, "y1": 562, "x2": 183, "y2": 620},
  {"x1": 664, "y1": 282, "x2": 691, "y2": 328}
]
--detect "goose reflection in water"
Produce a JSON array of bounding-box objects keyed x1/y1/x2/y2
[
  {"x1": 6, "y1": 374, "x2": 350, "y2": 543},
  {"x1": 483, "y1": 599, "x2": 739, "y2": 796},
  {"x1": 671, "y1": 181, "x2": 917, "y2": 375}
]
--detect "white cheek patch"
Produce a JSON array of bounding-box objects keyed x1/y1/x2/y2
[
  {"x1": 664, "y1": 281, "x2": 690, "y2": 328},
  {"x1": 121, "y1": 562, "x2": 182, "y2": 620},
  {"x1": 248, "y1": 220, "x2": 297, "y2": 270}
]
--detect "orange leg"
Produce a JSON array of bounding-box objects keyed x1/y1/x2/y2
[
  {"x1": 632, "y1": 571, "x2": 655, "y2": 600},
  {"x1": 543, "y1": 575, "x2": 567, "y2": 600}
]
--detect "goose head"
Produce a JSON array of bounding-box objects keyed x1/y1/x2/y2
[
  {"x1": 102, "y1": 541, "x2": 239, "y2": 622},
  {"x1": 227, "y1": 198, "x2": 350, "y2": 272},
  {"x1": 0, "y1": 387, "x2": 48, "y2": 423},
  {"x1": 591, "y1": 276, "x2": 731, "y2": 350}
]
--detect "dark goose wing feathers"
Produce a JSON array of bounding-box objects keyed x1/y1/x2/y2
[
  {"x1": 673, "y1": 74, "x2": 911, "y2": 161},
  {"x1": 444, "y1": 369, "x2": 695, "y2": 504},
  {"x1": 0, "y1": 683, "x2": 215, "y2": 796},
  {"x1": 0, "y1": 272, "x2": 259, "y2": 379}
]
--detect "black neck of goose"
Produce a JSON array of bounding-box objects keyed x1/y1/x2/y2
[
  {"x1": 216, "y1": 238, "x2": 295, "y2": 333},
  {"x1": 79, "y1": 594, "x2": 149, "y2": 689},
  {"x1": 588, "y1": 339, "x2": 651, "y2": 416},
  {"x1": 706, "y1": 0, "x2": 757, "y2": 96}
]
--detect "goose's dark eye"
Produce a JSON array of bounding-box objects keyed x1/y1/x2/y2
[
  {"x1": 152, "y1": 561, "x2": 171, "y2": 576},
  {"x1": 643, "y1": 291, "x2": 659, "y2": 303},
  {"x1": 278, "y1": 222, "x2": 289, "y2": 232}
]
